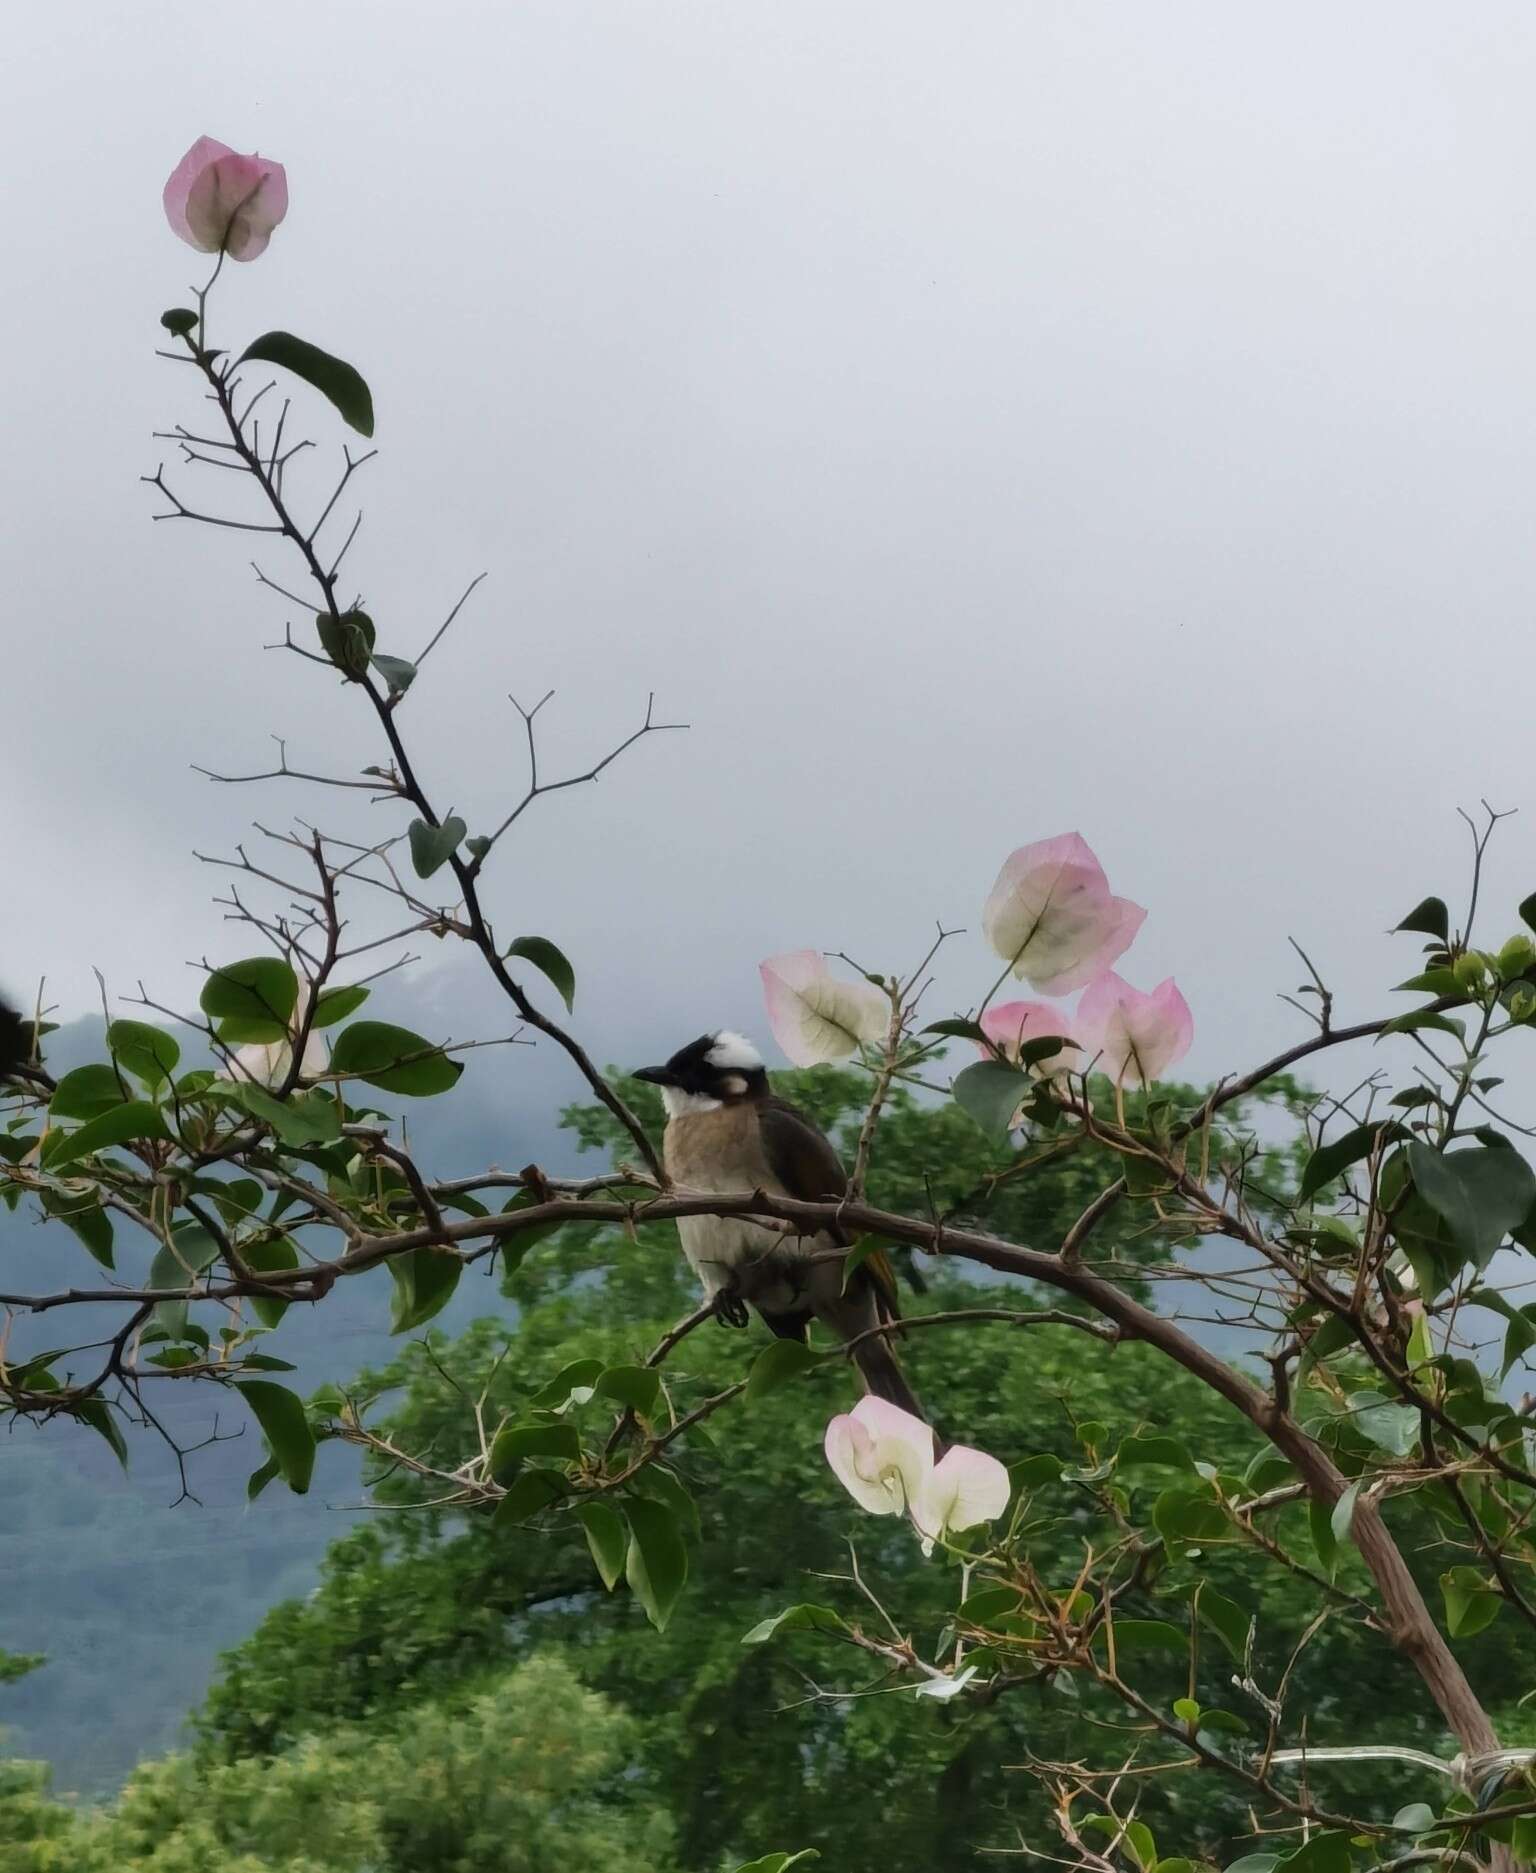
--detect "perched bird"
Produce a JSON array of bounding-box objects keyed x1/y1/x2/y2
[
  {"x1": 634, "y1": 1030, "x2": 928, "y2": 1424},
  {"x1": 0, "y1": 997, "x2": 33, "y2": 1083}
]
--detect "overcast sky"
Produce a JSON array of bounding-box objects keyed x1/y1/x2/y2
[{"x1": 8, "y1": 2, "x2": 1536, "y2": 1117}]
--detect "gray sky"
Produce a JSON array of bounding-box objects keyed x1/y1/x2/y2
[{"x1": 9, "y1": 2, "x2": 1536, "y2": 1113}]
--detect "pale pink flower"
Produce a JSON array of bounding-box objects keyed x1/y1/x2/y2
[
  {"x1": 1076, "y1": 971, "x2": 1193, "y2": 1088},
  {"x1": 164, "y1": 136, "x2": 288, "y2": 261},
  {"x1": 760, "y1": 950, "x2": 888, "y2": 1067},
  {"x1": 982, "y1": 833, "x2": 1144, "y2": 996},
  {"x1": 824, "y1": 1397, "x2": 1010, "y2": 1555},
  {"x1": 977, "y1": 1001, "x2": 1083, "y2": 1079}
]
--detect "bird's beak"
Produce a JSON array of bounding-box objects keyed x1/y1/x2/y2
[{"x1": 632, "y1": 1065, "x2": 676, "y2": 1087}]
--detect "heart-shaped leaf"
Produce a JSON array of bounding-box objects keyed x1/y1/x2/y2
[
  {"x1": 408, "y1": 816, "x2": 466, "y2": 879},
  {"x1": 951, "y1": 1060, "x2": 1027, "y2": 1134}
]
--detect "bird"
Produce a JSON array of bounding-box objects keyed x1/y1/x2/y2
[
  {"x1": 0, "y1": 996, "x2": 33, "y2": 1083},
  {"x1": 633, "y1": 1030, "x2": 928, "y2": 1426}
]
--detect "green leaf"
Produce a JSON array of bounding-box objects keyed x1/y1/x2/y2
[
  {"x1": 388, "y1": 1248, "x2": 463, "y2": 1332},
  {"x1": 200, "y1": 957, "x2": 298, "y2": 1043},
  {"x1": 1224, "y1": 1858, "x2": 1279, "y2": 1873},
  {"x1": 311, "y1": 984, "x2": 370, "y2": 1028},
  {"x1": 240, "y1": 1231, "x2": 299, "y2": 1329},
  {"x1": 235, "y1": 1381, "x2": 316, "y2": 1494},
  {"x1": 226, "y1": 1081, "x2": 341, "y2": 1147},
  {"x1": 237, "y1": 331, "x2": 375, "y2": 436},
  {"x1": 951, "y1": 1060, "x2": 1026, "y2": 1134},
  {"x1": 1195, "y1": 1587, "x2": 1253, "y2": 1664},
  {"x1": 1440, "y1": 1565, "x2": 1503, "y2": 1638},
  {"x1": 1407, "y1": 1142, "x2": 1536, "y2": 1264},
  {"x1": 529, "y1": 1357, "x2": 606, "y2": 1410},
  {"x1": 1520, "y1": 892, "x2": 1536, "y2": 937},
  {"x1": 1152, "y1": 1486, "x2": 1227, "y2": 1548},
  {"x1": 43, "y1": 1100, "x2": 170, "y2": 1170},
  {"x1": 1281, "y1": 1835, "x2": 1351, "y2": 1873},
  {"x1": 148, "y1": 1220, "x2": 222, "y2": 1293},
  {"x1": 746, "y1": 1338, "x2": 823, "y2": 1399},
  {"x1": 1394, "y1": 969, "x2": 1461, "y2": 995},
  {"x1": 1330, "y1": 1479, "x2": 1363, "y2": 1544},
  {"x1": 1298, "y1": 1122, "x2": 1405, "y2": 1203},
  {"x1": 328, "y1": 1021, "x2": 463, "y2": 1096},
  {"x1": 490, "y1": 1420, "x2": 582, "y2": 1479},
  {"x1": 628, "y1": 1462, "x2": 701, "y2": 1538},
  {"x1": 465, "y1": 836, "x2": 492, "y2": 860},
  {"x1": 49, "y1": 1064, "x2": 128, "y2": 1122},
  {"x1": 75, "y1": 1398, "x2": 127, "y2": 1468},
  {"x1": 106, "y1": 1020, "x2": 181, "y2": 1091},
  {"x1": 39, "y1": 1187, "x2": 115, "y2": 1268},
  {"x1": 1379, "y1": 1009, "x2": 1466, "y2": 1041},
  {"x1": 956, "y1": 1585, "x2": 1021, "y2": 1623},
  {"x1": 732, "y1": 1855, "x2": 821, "y2": 1873},
  {"x1": 160, "y1": 307, "x2": 197, "y2": 336},
  {"x1": 1194, "y1": 1708, "x2": 1248, "y2": 1739},
  {"x1": 315, "y1": 608, "x2": 376, "y2": 679},
  {"x1": 594, "y1": 1364, "x2": 661, "y2": 1415},
  {"x1": 839, "y1": 1234, "x2": 890, "y2": 1295},
  {"x1": 493, "y1": 1468, "x2": 569, "y2": 1523},
  {"x1": 246, "y1": 1455, "x2": 281, "y2": 1501},
  {"x1": 576, "y1": 1501, "x2": 628, "y2": 1591},
  {"x1": 408, "y1": 816, "x2": 466, "y2": 879},
  {"x1": 922, "y1": 1018, "x2": 987, "y2": 1044},
  {"x1": 1309, "y1": 1496, "x2": 1339, "y2": 1576},
  {"x1": 741, "y1": 1603, "x2": 850, "y2": 1645},
  {"x1": 1105, "y1": 1619, "x2": 1186, "y2": 1655},
  {"x1": 1117, "y1": 1433, "x2": 1196, "y2": 1473},
  {"x1": 1396, "y1": 896, "x2": 1450, "y2": 941},
  {"x1": 505, "y1": 936, "x2": 576, "y2": 1014},
  {"x1": 624, "y1": 1497, "x2": 689, "y2": 1631},
  {"x1": 370, "y1": 653, "x2": 417, "y2": 694},
  {"x1": 1394, "y1": 1805, "x2": 1439, "y2": 1835}
]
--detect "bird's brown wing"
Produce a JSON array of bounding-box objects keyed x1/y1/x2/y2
[{"x1": 758, "y1": 1097, "x2": 900, "y2": 1314}]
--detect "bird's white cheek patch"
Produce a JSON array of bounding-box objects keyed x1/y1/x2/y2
[{"x1": 661, "y1": 1086, "x2": 723, "y2": 1117}]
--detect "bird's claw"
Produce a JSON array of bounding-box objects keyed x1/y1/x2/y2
[{"x1": 713, "y1": 1290, "x2": 750, "y2": 1330}]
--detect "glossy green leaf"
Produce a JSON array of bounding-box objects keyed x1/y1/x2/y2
[
  {"x1": 1407, "y1": 1142, "x2": 1536, "y2": 1264},
  {"x1": 387, "y1": 1247, "x2": 463, "y2": 1333},
  {"x1": 1104, "y1": 1618, "x2": 1186, "y2": 1655},
  {"x1": 236, "y1": 1380, "x2": 316, "y2": 1494},
  {"x1": 624, "y1": 1496, "x2": 689, "y2": 1631},
  {"x1": 200, "y1": 958, "x2": 298, "y2": 1043},
  {"x1": 529, "y1": 1357, "x2": 605, "y2": 1410},
  {"x1": 505, "y1": 936, "x2": 576, "y2": 1014},
  {"x1": 148, "y1": 1221, "x2": 222, "y2": 1294},
  {"x1": 594, "y1": 1364, "x2": 661, "y2": 1415},
  {"x1": 1299, "y1": 1122, "x2": 1405, "y2": 1203},
  {"x1": 106, "y1": 1020, "x2": 181, "y2": 1091},
  {"x1": 1379, "y1": 1009, "x2": 1466, "y2": 1041},
  {"x1": 328, "y1": 1021, "x2": 463, "y2": 1096},
  {"x1": 490, "y1": 1420, "x2": 582, "y2": 1478},
  {"x1": 746, "y1": 1338, "x2": 823, "y2": 1400},
  {"x1": 922, "y1": 1017, "x2": 987, "y2": 1044},
  {"x1": 311, "y1": 984, "x2": 370, "y2": 1028},
  {"x1": 75, "y1": 1398, "x2": 127, "y2": 1468},
  {"x1": 732, "y1": 1854, "x2": 821, "y2": 1873},
  {"x1": 240, "y1": 1231, "x2": 299, "y2": 1328},
  {"x1": 576, "y1": 1501, "x2": 628, "y2": 1591},
  {"x1": 1152, "y1": 1486, "x2": 1227, "y2": 1548},
  {"x1": 238, "y1": 331, "x2": 375, "y2": 436},
  {"x1": 1117, "y1": 1433, "x2": 1195, "y2": 1472},
  {"x1": 39, "y1": 1187, "x2": 115, "y2": 1268},
  {"x1": 1395, "y1": 896, "x2": 1450, "y2": 941},
  {"x1": 49, "y1": 1064, "x2": 128, "y2": 1122},
  {"x1": 226, "y1": 1081, "x2": 341, "y2": 1146},
  {"x1": 493, "y1": 1467, "x2": 568, "y2": 1524},
  {"x1": 43, "y1": 1101, "x2": 170, "y2": 1169},
  {"x1": 1195, "y1": 1586, "x2": 1253, "y2": 1664},
  {"x1": 1440, "y1": 1565, "x2": 1502, "y2": 1637},
  {"x1": 951, "y1": 1060, "x2": 1026, "y2": 1134},
  {"x1": 246, "y1": 1455, "x2": 281, "y2": 1501}
]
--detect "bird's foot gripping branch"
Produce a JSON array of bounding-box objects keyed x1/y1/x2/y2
[{"x1": 10, "y1": 135, "x2": 1536, "y2": 1871}]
